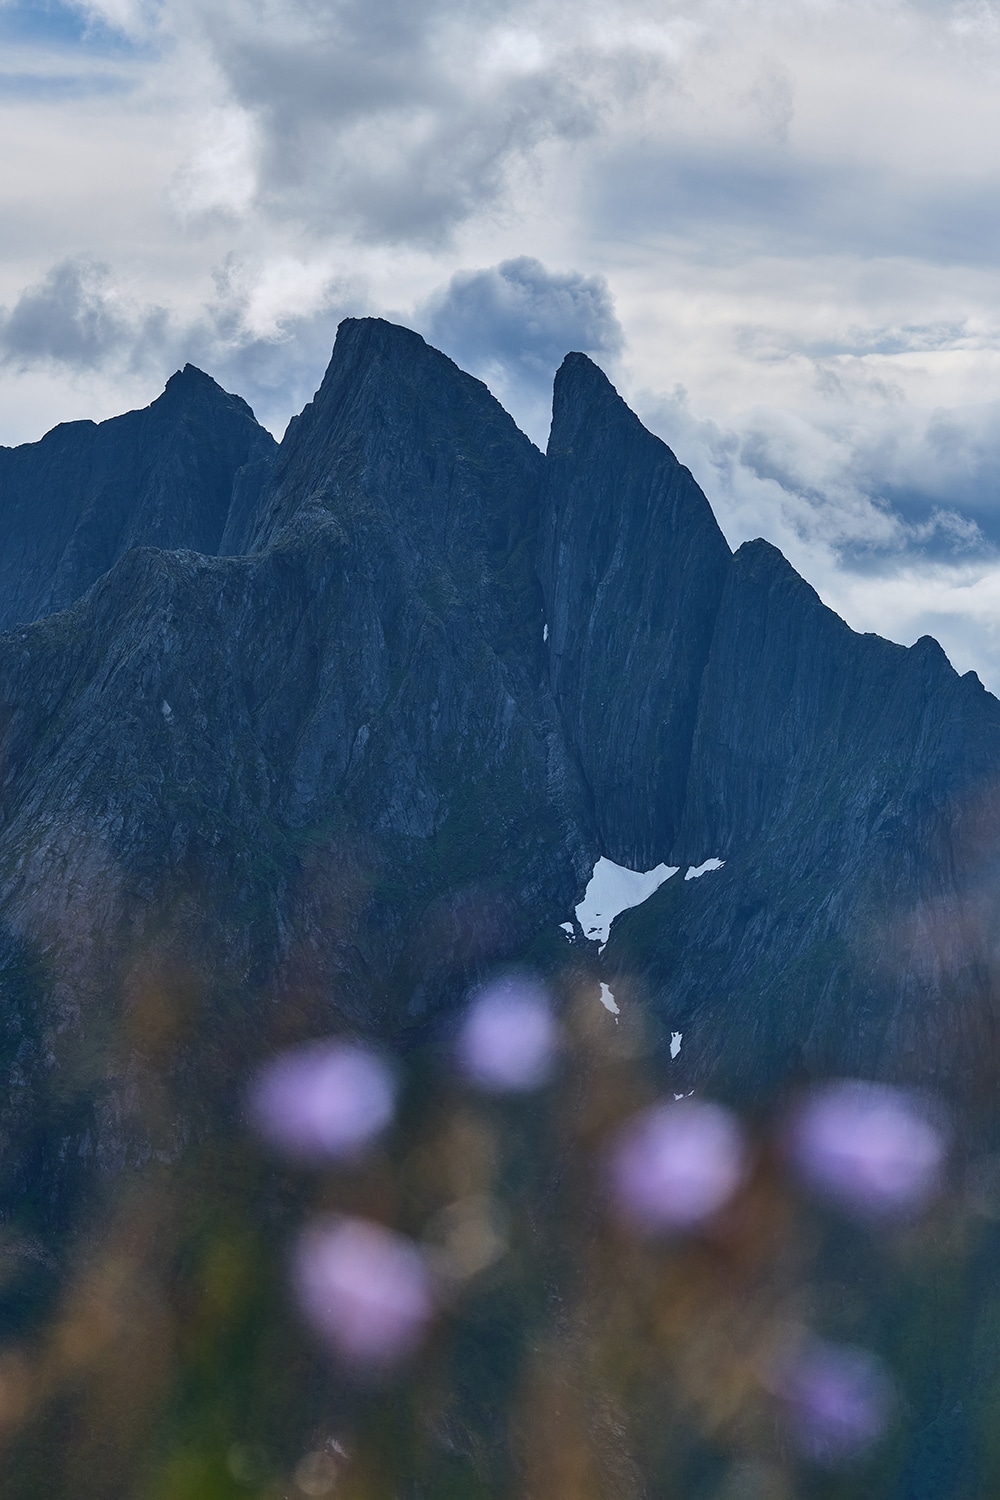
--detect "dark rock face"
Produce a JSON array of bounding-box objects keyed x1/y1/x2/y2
[
  {"x1": 0, "y1": 323, "x2": 593, "y2": 1178},
  {"x1": 539, "y1": 353, "x2": 731, "y2": 867},
  {"x1": 243, "y1": 317, "x2": 547, "y2": 668},
  {"x1": 4, "y1": 319, "x2": 1000, "y2": 1123},
  {"x1": 605, "y1": 537, "x2": 1000, "y2": 1099},
  {"x1": 0, "y1": 365, "x2": 275, "y2": 631}
]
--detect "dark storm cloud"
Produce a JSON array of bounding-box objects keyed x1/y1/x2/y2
[{"x1": 419, "y1": 256, "x2": 623, "y2": 441}]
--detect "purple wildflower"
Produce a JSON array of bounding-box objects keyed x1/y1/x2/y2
[
  {"x1": 248, "y1": 1039, "x2": 395, "y2": 1163},
  {"x1": 455, "y1": 973, "x2": 558, "y2": 1092},
  {"x1": 776, "y1": 1337, "x2": 894, "y2": 1466},
  {"x1": 787, "y1": 1079, "x2": 946, "y2": 1220},
  {"x1": 607, "y1": 1099, "x2": 747, "y2": 1234},
  {"x1": 292, "y1": 1217, "x2": 435, "y2": 1373}
]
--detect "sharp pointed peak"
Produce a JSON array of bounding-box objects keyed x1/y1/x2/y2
[
  {"x1": 163, "y1": 362, "x2": 216, "y2": 391},
  {"x1": 320, "y1": 316, "x2": 466, "y2": 391},
  {"x1": 732, "y1": 537, "x2": 815, "y2": 589},
  {"x1": 300, "y1": 316, "x2": 534, "y2": 451},
  {"x1": 157, "y1": 364, "x2": 258, "y2": 422},
  {"x1": 334, "y1": 315, "x2": 432, "y2": 350},
  {"x1": 548, "y1": 348, "x2": 676, "y2": 467},
  {"x1": 553, "y1": 349, "x2": 618, "y2": 399}
]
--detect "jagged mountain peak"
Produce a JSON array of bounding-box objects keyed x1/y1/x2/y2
[
  {"x1": 539, "y1": 351, "x2": 732, "y2": 865},
  {"x1": 306, "y1": 314, "x2": 535, "y2": 446},
  {"x1": 238, "y1": 317, "x2": 545, "y2": 664},
  {"x1": 549, "y1": 348, "x2": 669, "y2": 456},
  {"x1": 159, "y1": 362, "x2": 258, "y2": 421}
]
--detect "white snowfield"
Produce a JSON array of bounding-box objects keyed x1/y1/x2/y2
[
  {"x1": 574, "y1": 856, "x2": 679, "y2": 949},
  {"x1": 599, "y1": 982, "x2": 620, "y2": 1016},
  {"x1": 685, "y1": 858, "x2": 725, "y2": 880},
  {"x1": 670, "y1": 1031, "x2": 682, "y2": 1058}
]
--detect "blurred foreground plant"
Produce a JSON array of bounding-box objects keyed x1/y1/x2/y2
[{"x1": 0, "y1": 956, "x2": 987, "y2": 1500}]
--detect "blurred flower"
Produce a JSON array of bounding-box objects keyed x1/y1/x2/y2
[
  {"x1": 787, "y1": 1080, "x2": 946, "y2": 1220},
  {"x1": 291, "y1": 1218, "x2": 435, "y2": 1373},
  {"x1": 248, "y1": 1040, "x2": 395, "y2": 1163},
  {"x1": 607, "y1": 1099, "x2": 747, "y2": 1234},
  {"x1": 775, "y1": 1337, "x2": 894, "y2": 1466},
  {"x1": 424, "y1": 1193, "x2": 508, "y2": 1281},
  {"x1": 455, "y1": 972, "x2": 557, "y2": 1092}
]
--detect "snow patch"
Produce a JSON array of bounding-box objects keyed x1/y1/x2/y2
[
  {"x1": 161, "y1": 700, "x2": 173, "y2": 721},
  {"x1": 670, "y1": 1031, "x2": 682, "y2": 1059},
  {"x1": 599, "y1": 982, "x2": 620, "y2": 1017},
  {"x1": 543, "y1": 623, "x2": 549, "y2": 642},
  {"x1": 575, "y1": 857, "x2": 679, "y2": 949},
  {"x1": 685, "y1": 858, "x2": 724, "y2": 881},
  {"x1": 559, "y1": 921, "x2": 574, "y2": 940}
]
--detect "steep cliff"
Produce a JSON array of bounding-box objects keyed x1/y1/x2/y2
[
  {"x1": 605, "y1": 539, "x2": 1000, "y2": 1097},
  {"x1": 539, "y1": 352, "x2": 731, "y2": 866}
]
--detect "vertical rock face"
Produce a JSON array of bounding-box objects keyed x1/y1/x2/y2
[
  {"x1": 609, "y1": 538, "x2": 1000, "y2": 1096},
  {"x1": 538, "y1": 353, "x2": 731, "y2": 866},
  {"x1": 0, "y1": 365, "x2": 275, "y2": 631},
  {"x1": 244, "y1": 317, "x2": 546, "y2": 667}
]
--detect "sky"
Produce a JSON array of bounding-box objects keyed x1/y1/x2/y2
[{"x1": 3, "y1": 0, "x2": 1000, "y2": 687}]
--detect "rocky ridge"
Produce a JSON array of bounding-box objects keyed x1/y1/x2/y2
[{"x1": 1, "y1": 314, "x2": 999, "y2": 1184}]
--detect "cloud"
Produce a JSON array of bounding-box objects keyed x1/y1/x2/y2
[
  {"x1": 169, "y1": 105, "x2": 260, "y2": 220},
  {"x1": 420, "y1": 255, "x2": 623, "y2": 442},
  {"x1": 594, "y1": 146, "x2": 1000, "y2": 269},
  {"x1": 0, "y1": 251, "x2": 365, "y2": 434},
  {"x1": 637, "y1": 380, "x2": 998, "y2": 567},
  {"x1": 181, "y1": 254, "x2": 366, "y2": 430},
  {"x1": 0, "y1": 257, "x2": 167, "y2": 370},
  {"x1": 183, "y1": 0, "x2": 599, "y2": 244}
]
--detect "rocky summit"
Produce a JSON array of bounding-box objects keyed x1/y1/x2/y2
[{"x1": 2, "y1": 317, "x2": 1000, "y2": 1495}]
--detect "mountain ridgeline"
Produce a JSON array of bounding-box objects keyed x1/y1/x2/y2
[
  {"x1": 5, "y1": 316, "x2": 1000, "y2": 1500},
  {"x1": 2, "y1": 316, "x2": 1000, "y2": 1142}
]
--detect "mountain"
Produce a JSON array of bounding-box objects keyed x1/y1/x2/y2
[
  {"x1": 1, "y1": 317, "x2": 999, "y2": 1497},
  {"x1": 5, "y1": 313, "x2": 1000, "y2": 1173},
  {"x1": 0, "y1": 322, "x2": 593, "y2": 1194}
]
